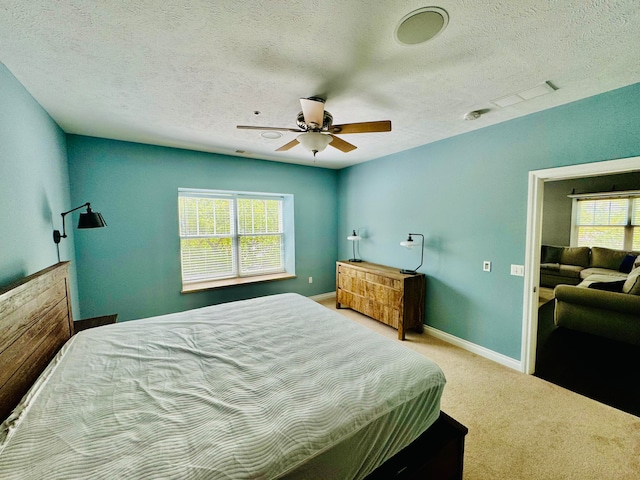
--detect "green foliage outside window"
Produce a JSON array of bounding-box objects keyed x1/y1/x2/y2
[
  {"x1": 575, "y1": 196, "x2": 640, "y2": 251},
  {"x1": 179, "y1": 193, "x2": 285, "y2": 283}
]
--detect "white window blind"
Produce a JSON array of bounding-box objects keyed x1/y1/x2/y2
[
  {"x1": 575, "y1": 198, "x2": 627, "y2": 249},
  {"x1": 633, "y1": 197, "x2": 640, "y2": 250},
  {"x1": 237, "y1": 197, "x2": 283, "y2": 276},
  {"x1": 179, "y1": 190, "x2": 285, "y2": 284},
  {"x1": 571, "y1": 192, "x2": 640, "y2": 251}
]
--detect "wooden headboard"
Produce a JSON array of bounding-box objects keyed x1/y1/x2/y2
[{"x1": 0, "y1": 262, "x2": 73, "y2": 421}]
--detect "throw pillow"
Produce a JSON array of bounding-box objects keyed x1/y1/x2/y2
[
  {"x1": 541, "y1": 245, "x2": 562, "y2": 264},
  {"x1": 629, "y1": 279, "x2": 640, "y2": 295},
  {"x1": 623, "y1": 266, "x2": 640, "y2": 294},
  {"x1": 588, "y1": 280, "x2": 625, "y2": 292},
  {"x1": 619, "y1": 254, "x2": 637, "y2": 273}
]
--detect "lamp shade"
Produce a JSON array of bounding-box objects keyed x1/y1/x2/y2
[
  {"x1": 347, "y1": 229, "x2": 361, "y2": 241},
  {"x1": 400, "y1": 235, "x2": 416, "y2": 248},
  {"x1": 78, "y1": 208, "x2": 107, "y2": 229},
  {"x1": 53, "y1": 202, "x2": 107, "y2": 261},
  {"x1": 297, "y1": 132, "x2": 332, "y2": 154}
]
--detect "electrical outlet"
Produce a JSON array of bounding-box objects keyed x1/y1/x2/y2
[
  {"x1": 483, "y1": 261, "x2": 491, "y2": 272},
  {"x1": 308, "y1": 276, "x2": 313, "y2": 284},
  {"x1": 510, "y1": 264, "x2": 525, "y2": 276}
]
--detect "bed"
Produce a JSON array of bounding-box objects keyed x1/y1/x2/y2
[{"x1": 0, "y1": 262, "x2": 467, "y2": 479}]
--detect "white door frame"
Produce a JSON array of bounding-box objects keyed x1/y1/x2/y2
[{"x1": 521, "y1": 155, "x2": 640, "y2": 374}]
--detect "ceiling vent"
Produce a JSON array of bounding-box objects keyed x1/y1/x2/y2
[{"x1": 491, "y1": 81, "x2": 557, "y2": 108}]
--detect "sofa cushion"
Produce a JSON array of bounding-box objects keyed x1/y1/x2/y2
[
  {"x1": 559, "y1": 246, "x2": 590, "y2": 267},
  {"x1": 590, "y1": 247, "x2": 629, "y2": 270},
  {"x1": 579, "y1": 267, "x2": 628, "y2": 280},
  {"x1": 623, "y1": 266, "x2": 640, "y2": 295},
  {"x1": 540, "y1": 268, "x2": 582, "y2": 287},
  {"x1": 542, "y1": 264, "x2": 583, "y2": 279},
  {"x1": 540, "y1": 262, "x2": 560, "y2": 272},
  {"x1": 541, "y1": 245, "x2": 563, "y2": 264},
  {"x1": 579, "y1": 273, "x2": 629, "y2": 286}
]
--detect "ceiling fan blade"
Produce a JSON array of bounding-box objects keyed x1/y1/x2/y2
[
  {"x1": 275, "y1": 138, "x2": 300, "y2": 151},
  {"x1": 237, "y1": 125, "x2": 301, "y2": 132},
  {"x1": 300, "y1": 97, "x2": 325, "y2": 127},
  {"x1": 329, "y1": 120, "x2": 392, "y2": 134},
  {"x1": 328, "y1": 134, "x2": 357, "y2": 153}
]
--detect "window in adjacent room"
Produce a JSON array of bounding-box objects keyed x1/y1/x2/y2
[
  {"x1": 178, "y1": 188, "x2": 295, "y2": 291},
  {"x1": 571, "y1": 192, "x2": 640, "y2": 250}
]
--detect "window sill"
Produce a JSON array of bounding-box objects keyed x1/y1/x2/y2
[{"x1": 181, "y1": 272, "x2": 296, "y2": 293}]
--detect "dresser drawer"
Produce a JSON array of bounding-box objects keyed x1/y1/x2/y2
[
  {"x1": 365, "y1": 301, "x2": 401, "y2": 329},
  {"x1": 365, "y1": 272, "x2": 402, "y2": 290},
  {"x1": 337, "y1": 290, "x2": 367, "y2": 315},
  {"x1": 338, "y1": 273, "x2": 365, "y2": 296},
  {"x1": 364, "y1": 282, "x2": 403, "y2": 308}
]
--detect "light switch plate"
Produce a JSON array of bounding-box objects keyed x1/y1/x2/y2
[
  {"x1": 510, "y1": 264, "x2": 525, "y2": 276},
  {"x1": 483, "y1": 261, "x2": 491, "y2": 272}
]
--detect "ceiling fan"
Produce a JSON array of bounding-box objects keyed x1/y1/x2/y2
[{"x1": 237, "y1": 97, "x2": 392, "y2": 157}]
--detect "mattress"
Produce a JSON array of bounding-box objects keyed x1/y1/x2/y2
[{"x1": 0, "y1": 293, "x2": 445, "y2": 479}]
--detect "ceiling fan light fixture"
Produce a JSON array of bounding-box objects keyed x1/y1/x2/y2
[
  {"x1": 238, "y1": 97, "x2": 391, "y2": 155},
  {"x1": 297, "y1": 132, "x2": 332, "y2": 156},
  {"x1": 395, "y1": 7, "x2": 449, "y2": 46}
]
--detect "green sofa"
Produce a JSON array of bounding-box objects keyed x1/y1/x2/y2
[
  {"x1": 540, "y1": 245, "x2": 638, "y2": 288},
  {"x1": 554, "y1": 264, "x2": 640, "y2": 346}
]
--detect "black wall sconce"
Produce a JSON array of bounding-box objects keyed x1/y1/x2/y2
[{"x1": 53, "y1": 202, "x2": 107, "y2": 260}]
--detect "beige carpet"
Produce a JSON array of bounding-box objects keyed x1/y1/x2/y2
[{"x1": 317, "y1": 297, "x2": 640, "y2": 480}]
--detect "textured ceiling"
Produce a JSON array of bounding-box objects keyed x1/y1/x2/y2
[{"x1": 1, "y1": 1, "x2": 640, "y2": 169}]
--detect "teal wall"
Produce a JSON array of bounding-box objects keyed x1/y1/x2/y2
[
  {"x1": 337, "y1": 82, "x2": 640, "y2": 360},
  {"x1": 67, "y1": 136, "x2": 338, "y2": 321},
  {"x1": 0, "y1": 63, "x2": 80, "y2": 313}
]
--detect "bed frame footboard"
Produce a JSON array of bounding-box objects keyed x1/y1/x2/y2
[{"x1": 366, "y1": 411, "x2": 468, "y2": 480}]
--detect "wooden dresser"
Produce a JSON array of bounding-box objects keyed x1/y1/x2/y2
[{"x1": 336, "y1": 261, "x2": 426, "y2": 340}]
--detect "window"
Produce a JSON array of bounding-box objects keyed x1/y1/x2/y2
[
  {"x1": 178, "y1": 189, "x2": 294, "y2": 290},
  {"x1": 633, "y1": 197, "x2": 640, "y2": 250},
  {"x1": 571, "y1": 193, "x2": 640, "y2": 250}
]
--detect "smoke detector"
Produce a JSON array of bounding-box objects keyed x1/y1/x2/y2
[{"x1": 464, "y1": 111, "x2": 482, "y2": 121}]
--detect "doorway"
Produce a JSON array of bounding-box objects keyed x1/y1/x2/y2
[{"x1": 521, "y1": 155, "x2": 640, "y2": 374}]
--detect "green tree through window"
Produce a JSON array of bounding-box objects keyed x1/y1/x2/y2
[
  {"x1": 574, "y1": 195, "x2": 640, "y2": 250},
  {"x1": 179, "y1": 190, "x2": 286, "y2": 284}
]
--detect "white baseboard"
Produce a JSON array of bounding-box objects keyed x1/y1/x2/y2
[
  {"x1": 423, "y1": 325, "x2": 522, "y2": 372},
  {"x1": 309, "y1": 291, "x2": 336, "y2": 302}
]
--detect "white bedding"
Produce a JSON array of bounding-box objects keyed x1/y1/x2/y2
[{"x1": 0, "y1": 293, "x2": 445, "y2": 479}]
